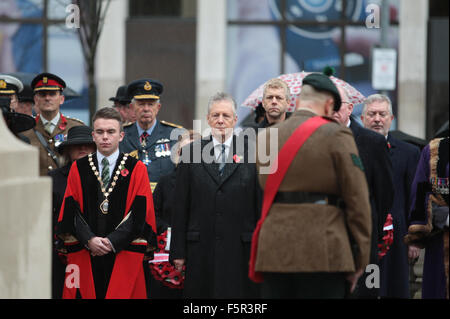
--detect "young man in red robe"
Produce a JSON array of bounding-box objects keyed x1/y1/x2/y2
[{"x1": 56, "y1": 107, "x2": 157, "y2": 299}]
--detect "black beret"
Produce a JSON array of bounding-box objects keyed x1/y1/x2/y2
[
  {"x1": 302, "y1": 73, "x2": 341, "y2": 111},
  {"x1": 127, "y1": 79, "x2": 163, "y2": 100}
]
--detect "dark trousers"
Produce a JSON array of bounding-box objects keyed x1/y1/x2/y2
[{"x1": 261, "y1": 272, "x2": 347, "y2": 299}]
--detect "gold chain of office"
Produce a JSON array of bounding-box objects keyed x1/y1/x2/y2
[{"x1": 88, "y1": 153, "x2": 129, "y2": 215}]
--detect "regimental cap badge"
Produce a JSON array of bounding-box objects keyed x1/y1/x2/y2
[
  {"x1": 43, "y1": 77, "x2": 48, "y2": 84},
  {"x1": 0, "y1": 80, "x2": 6, "y2": 89},
  {"x1": 144, "y1": 81, "x2": 152, "y2": 91}
]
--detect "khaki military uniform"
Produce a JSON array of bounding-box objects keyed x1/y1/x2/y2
[
  {"x1": 255, "y1": 109, "x2": 372, "y2": 274},
  {"x1": 22, "y1": 114, "x2": 84, "y2": 176}
]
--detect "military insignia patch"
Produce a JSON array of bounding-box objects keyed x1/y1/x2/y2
[
  {"x1": 0, "y1": 80, "x2": 6, "y2": 89},
  {"x1": 43, "y1": 77, "x2": 48, "y2": 84},
  {"x1": 351, "y1": 154, "x2": 364, "y2": 172},
  {"x1": 144, "y1": 81, "x2": 152, "y2": 91}
]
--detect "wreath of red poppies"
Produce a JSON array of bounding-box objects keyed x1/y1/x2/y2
[{"x1": 149, "y1": 229, "x2": 185, "y2": 289}]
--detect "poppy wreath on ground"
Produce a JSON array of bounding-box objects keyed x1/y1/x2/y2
[{"x1": 149, "y1": 229, "x2": 185, "y2": 289}]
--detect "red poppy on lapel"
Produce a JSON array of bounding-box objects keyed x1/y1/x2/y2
[
  {"x1": 58, "y1": 114, "x2": 67, "y2": 130},
  {"x1": 121, "y1": 168, "x2": 129, "y2": 177},
  {"x1": 233, "y1": 154, "x2": 243, "y2": 163}
]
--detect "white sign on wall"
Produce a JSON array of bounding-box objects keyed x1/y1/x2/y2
[{"x1": 372, "y1": 48, "x2": 397, "y2": 91}]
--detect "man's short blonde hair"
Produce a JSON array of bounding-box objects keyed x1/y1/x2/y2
[{"x1": 263, "y1": 78, "x2": 290, "y2": 102}]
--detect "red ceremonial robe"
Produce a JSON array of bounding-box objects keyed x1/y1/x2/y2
[{"x1": 56, "y1": 152, "x2": 157, "y2": 299}]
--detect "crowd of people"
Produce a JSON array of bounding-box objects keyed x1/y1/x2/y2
[{"x1": 0, "y1": 71, "x2": 448, "y2": 299}]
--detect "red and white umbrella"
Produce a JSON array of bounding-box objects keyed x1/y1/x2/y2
[{"x1": 242, "y1": 71, "x2": 366, "y2": 112}]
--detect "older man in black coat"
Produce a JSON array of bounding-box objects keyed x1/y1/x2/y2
[
  {"x1": 362, "y1": 94, "x2": 420, "y2": 298},
  {"x1": 170, "y1": 92, "x2": 261, "y2": 298},
  {"x1": 333, "y1": 88, "x2": 395, "y2": 298}
]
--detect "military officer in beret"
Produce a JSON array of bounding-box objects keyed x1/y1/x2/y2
[
  {"x1": 119, "y1": 79, "x2": 182, "y2": 191},
  {"x1": 22, "y1": 73, "x2": 84, "y2": 176},
  {"x1": 250, "y1": 73, "x2": 372, "y2": 298},
  {"x1": 0, "y1": 74, "x2": 23, "y2": 111},
  {"x1": 109, "y1": 85, "x2": 135, "y2": 124}
]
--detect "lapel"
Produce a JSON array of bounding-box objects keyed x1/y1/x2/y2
[
  {"x1": 387, "y1": 134, "x2": 396, "y2": 159},
  {"x1": 218, "y1": 135, "x2": 242, "y2": 187},
  {"x1": 35, "y1": 115, "x2": 50, "y2": 138},
  {"x1": 146, "y1": 120, "x2": 162, "y2": 147},
  {"x1": 126, "y1": 123, "x2": 141, "y2": 150},
  {"x1": 200, "y1": 135, "x2": 244, "y2": 187},
  {"x1": 52, "y1": 115, "x2": 66, "y2": 138},
  {"x1": 201, "y1": 136, "x2": 222, "y2": 186}
]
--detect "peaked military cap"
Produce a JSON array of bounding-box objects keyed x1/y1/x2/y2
[
  {"x1": 0, "y1": 74, "x2": 24, "y2": 95},
  {"x1": 302, "y1": 73, "x2": 341, "y2": 111},
  {"x1": 31, "y1": 72, "x2": 66, "y2": 92},
  {"x1": 109, "y1": 85, "x2": 131, "y2": 104},
  {"x1": 127, "y1": 79, "x2": 163, "y2": 100}
]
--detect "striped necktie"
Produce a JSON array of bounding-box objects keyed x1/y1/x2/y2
[
  {"x1": 101, "y1": 157, "x2": 110, "y2": 187},
  {"x1": 218, "y1": 144, "x2": 226, "y2": 176}
]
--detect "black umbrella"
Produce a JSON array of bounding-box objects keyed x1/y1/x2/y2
[
  {"x1": 1, "y1": 97, "x2": 35, "y2": 133},
  {"x1": 6, "y1": 72, "x2": 81, "y2": 100},
  {"x1": 389, "y1": 130, "x2": 427, "y2": 149}
]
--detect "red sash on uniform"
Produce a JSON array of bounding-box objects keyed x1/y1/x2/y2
[{"x1": 249, "y1": 116, "x2": 330, "y2": 283}]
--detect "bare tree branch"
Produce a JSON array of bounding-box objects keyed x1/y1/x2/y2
[{"x1": 72, "y1": 0, "x2": 111, "y2": 121}]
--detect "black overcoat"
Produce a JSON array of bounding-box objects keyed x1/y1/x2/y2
[
  {"x1": 170, "y1": 135, "x2": 261, "y2": 298},
  {"x1": 349, "y1": 119, "x2": 394, "y2": 297},
  {"x1": 379, "y1": 134, "x2": 420, "y2": 298}
]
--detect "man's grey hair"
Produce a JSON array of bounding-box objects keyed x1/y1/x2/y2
[
  {"x1": 363, "y1": 94, "x2": 393, "y2": 115},
  {"x1": 131, "y1": 98, "x2": 160, "y2": 104},
  {"x1": 207, "y1": 92, "x2": 237, "y2": 115}
]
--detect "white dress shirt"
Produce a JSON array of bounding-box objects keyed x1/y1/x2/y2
[
  {"x1": 40, "y1": 112, "x2": 60, "y2": 134},
  {"x1": 212, "y1": 134, "x2": 233, "y2": 163}
]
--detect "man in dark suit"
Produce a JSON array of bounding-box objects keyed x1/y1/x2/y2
[
  {"x1": 332, "y1": 87, "x2": 395, "y2": 298},
  {"x1": 170, "y1": 92, "x2": 261, "y2": 298},
  {"x1": 361, "y1": 94, "x2": 420, "y2": 298}
]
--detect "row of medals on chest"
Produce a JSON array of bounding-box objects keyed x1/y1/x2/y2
[
  {"x1": 88, "y1": 153, "x2": 129, "y2": 215},
  {"x1": 141, "y1": 139, "x2": 171, "y2": 157}
]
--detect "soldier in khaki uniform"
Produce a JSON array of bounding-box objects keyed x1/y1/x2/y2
[
  {"x1": 22, "y1": 73, "x2": 84, "y2": 176},
  {"x1": 250, "y1": 73, "x2": 372, "y2": 298}
]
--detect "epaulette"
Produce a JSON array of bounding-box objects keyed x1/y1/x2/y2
[
  {"x1": 123, "y1": 121, "x2": 135, "y2": 128},
  {"x1": 160, "y1": 120, "x2": 183, "y2": 129},
  {"x1": 65, "y1": 116, "x2": 85, "y2": 124}
]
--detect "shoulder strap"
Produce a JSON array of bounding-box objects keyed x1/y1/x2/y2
[
  {"x1": 34, "y1": 129, "x2": 60, "y2": 168},
  {"x1": 249, "y1": 116, "x2": 330, "y2": 283}
]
